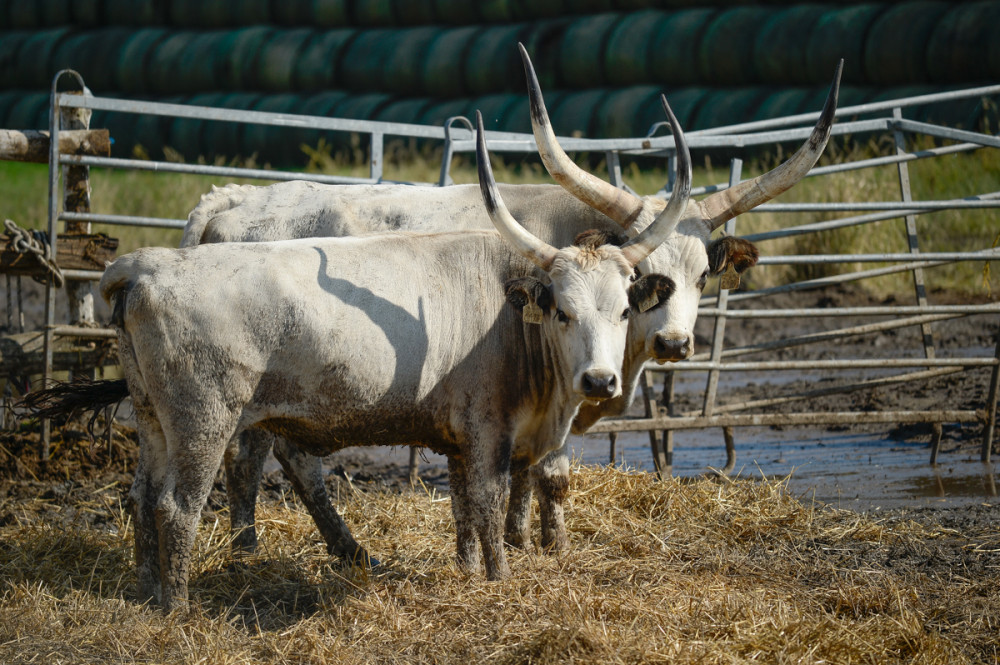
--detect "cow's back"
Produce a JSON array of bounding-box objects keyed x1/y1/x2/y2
[{"x1": 183, "y1": 181, "x2": 615, "y2": 248}]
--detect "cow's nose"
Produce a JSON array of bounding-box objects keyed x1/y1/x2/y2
[
  {"x1": 653, "y1": 334, "x2": 691, "y2": 362},
  {"x1": 580, "y1": 370, "x2": 618, "y2": 400}
]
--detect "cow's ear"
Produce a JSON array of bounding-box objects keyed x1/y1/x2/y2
[
  {"x1": 505, "y1": 277, "x2": 552, "y2": 324},
  {"x1": 628, "y1": 274, "x2": 676, "y2": 313},
  {"x1": 707, "y1": 236, "x2": 759, "y2": 275}
]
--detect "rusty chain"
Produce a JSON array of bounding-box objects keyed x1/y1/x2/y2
[{"x1": 3, "y1": 218, "x2": 64, "y2": 288}]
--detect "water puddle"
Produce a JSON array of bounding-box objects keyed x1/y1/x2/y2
[{"x1": 570, "y1": 427, "x2": 998, "y2": 511}]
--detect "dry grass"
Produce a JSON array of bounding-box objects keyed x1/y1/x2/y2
[{"x1": 1, "y1": 463, "x2": 997, "y2": 664}]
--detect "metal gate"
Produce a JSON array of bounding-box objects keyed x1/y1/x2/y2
[{"x1": 30, "y1": 70, "x2": 1000, "y2": 466}]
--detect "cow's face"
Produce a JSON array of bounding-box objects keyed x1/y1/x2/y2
[
  {"x1": 630, "y1": 215, "x2": 759, "y2": 363},
  {"x1": 507, "y1": 244, "x2": 635, "y2": 402}
]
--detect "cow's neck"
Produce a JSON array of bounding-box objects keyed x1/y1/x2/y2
[{"x1": 507, "y1": 321, "x2": 581, "y2": 465}]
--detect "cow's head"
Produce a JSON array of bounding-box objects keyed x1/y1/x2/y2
[
  {"x1": 476, "y1": 108, "x2": 690, "y2": 401},
  {"x1": 519, "y1": 43, "x2": 841, "y2": 363}
]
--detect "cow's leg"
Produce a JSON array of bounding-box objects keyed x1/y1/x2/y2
[
  {"x1": 129, "y1": 425, "x2": 167, "y2": 606},
  {"x1": 462, "y1": 442, "x2": 511, "y2": 581},
  {"x1": 504, "y1": 456, "x2": 534, "y2": 550},
  {"x1": 224, "y1": 428, "x2": 271, "y2": 553},
  {"x1": 533, "y1": 447, "x2": 570, "y2": 552},
  {"x1": 272, "y1": 436, "x2": 378, "y2": 567},
  {"x1": 155, "y1": 432, "x2": 230, "y2": 611},
  {"x1": 446, "y1": 455, "x2": 480, "y2": 574}
]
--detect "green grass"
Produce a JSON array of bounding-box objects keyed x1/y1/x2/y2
[{"x1": 2, "y1": 135, "x2": 997, "y2": 297}]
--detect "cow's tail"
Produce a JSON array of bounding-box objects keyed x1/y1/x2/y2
[
  {"x1": 20, "y1": 377, "x2": 130, "y2": 422},
  {"x1": 179, "y1": 183, "x2": 252, "y2": 248}
]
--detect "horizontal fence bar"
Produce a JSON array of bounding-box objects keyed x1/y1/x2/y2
[
  {"x1": 62, "y1": 93, "x2": 903, "y2": 156},
  {"x1": 759, "y1": 251, "x2": 1000, "y2": 264},
  {"x1": 699, "y1": 304, "x2": 1000, "y2": 317},
  {"x1": 671, "y1": 358, "x2": 997, "y2": 372},
  {"x1": 50, "y1": 325, "x2": 117, "y2": 339},
  {"x1": 689, "y1": 143, "x2": 987, "y2": 199},
  {"x1": 743, "y1": 191, "x2": 1000, "y2": 242},
  {"x1": 60, "y1": 211, "x2": 186, "y2": 229},
  {"x1": 892, "y1": 118, "x2": 1000, "y2": 150},
  {"x1": 688, "y1": 313, "x2": 964, "y2": 362},
  {"x1": 752, "y1": 199, "x2": 1000, "y2": 213},
  {"x1": 59, "y1": 93, "x2": 451, "y2": 140},
  {"x1": 61, "y1": 269, "x2": 105, "y2": 281},
  {"x1": 61, "y1": 155, "x2": 383, "y2": 185},
  {"x1": 448, "y1": 119, "x2": 890, "y2": 156},
  {"x1": 702, "y1": 250, "x2": 1000, "y2": 307},
  {"x1": 689, "y1": 84, "x2": 1000, "y2": 136},
  {"x1": 587, "y1": 410, "x2": 983, "y2": 433},
  {"x1": 691, "y1": 367, "x2": 966, "y2": 416}
]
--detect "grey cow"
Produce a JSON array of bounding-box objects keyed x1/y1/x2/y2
[
  {"x1": 183, "y1": 47, "x2": 842, "y2": 554},
  {"x1": 87, "y1": 110, "x2": 689, "y2": 609}
]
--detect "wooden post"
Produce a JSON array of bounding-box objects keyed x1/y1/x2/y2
[
  {"x1": 61, "y1": 90, "x2": 96, "y2": 326},
  {"x1": 0, "y1": 129, "x2": 110, "y2": 163}
]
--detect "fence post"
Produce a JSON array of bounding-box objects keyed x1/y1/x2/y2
[{"x1": 62, "y1": 89, "x2": 95, "y2": 326}]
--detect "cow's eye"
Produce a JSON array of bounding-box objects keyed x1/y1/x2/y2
[
  {"x1": 621, "y1": 308, "x2": 630, "y2": 321},
  {"x1": 697, "y1": 270, "x2": 709, "y2": 290},
  {"x1": 556, "y1": 309, "x2": 570, "y2": 323}
]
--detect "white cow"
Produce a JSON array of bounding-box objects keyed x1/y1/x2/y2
[
  {"x1": 184, "y1": 48, "x2": 842, "y2": 555},
  {"x1": 81, "y1": 110, "x2": 690, "y2": 609}
]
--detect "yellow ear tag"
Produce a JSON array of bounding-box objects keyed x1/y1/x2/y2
[
  {"x1": 522, "y1": 302, "x2": 543, "y2": 325},
  {"x1": 638, "y1": 291, "x2": 659, "y2": 313},
  {"x1": 719, "y1": 263, "x2": 740, "y2": 291}
]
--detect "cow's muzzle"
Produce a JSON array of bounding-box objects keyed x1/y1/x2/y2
[
  {"x1": 579, "y1": 369, "x2": 619, "y2": 400},
  {"x1": 652, "y1": 334, "x2": 692, "y2": 362}
]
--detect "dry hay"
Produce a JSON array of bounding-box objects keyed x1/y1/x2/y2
[{"x1": 1, "y1": 462, "x2": 998, "y2": 665}]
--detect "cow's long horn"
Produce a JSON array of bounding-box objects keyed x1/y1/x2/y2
[
  {"x1": 519, "y1": 42, "x2": 644, "y2": 228},
  {"x1": 476, "y1": 110, "x2": 559, "y2": 271},
  {"x1": 698, "y1": 59, "x2": 843, "y2": 232},
  {"x1": 620, "y1": 96, "x2": 692, "y2": 267}
]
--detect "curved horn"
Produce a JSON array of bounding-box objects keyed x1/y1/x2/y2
[
  {"x1": 621, "y1": 96, "x2": 692, "y2": 267},
  {"x1": 698, "y1": 59, "x2": 843, "y2": 232},
  {"x1": 476, "y1": 110, "x2": 559, "y2": 271},
  {"x1": 519, "y1": 42, "x2": 644, "y2": 228}
]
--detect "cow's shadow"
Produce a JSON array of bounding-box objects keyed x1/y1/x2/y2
[{"x1": 189, "y1": 556, "x2": 381, "y2": 630}]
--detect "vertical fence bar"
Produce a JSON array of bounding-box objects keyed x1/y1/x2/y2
[
  {"x1": 370, "y1": 131, "x2": 384, "y2": 182},
  {"x1": 893, "y1": 108, "x2": 936, "y2": 358},
  {"x1": 41, "y1": 85, "x2": 63, "y2": 458},
  {"x1": 606, "y1": 150, "x2": 623, "y2": 188},
  {"x1": 702, "y1": 158, "x2": 742, "y2": 470},
  {"x1": 983, "y1": 333, "x2": 1000, "y2": 463},
  {"x1": 661, "y1": 370, "x2": 676, "y2": 473},
  {"x1": 642, "y1": 370, "x2": 668, "y2": 477},
  {"x1": 894, "y1": 107, "x2": 942, "y2": 464}
]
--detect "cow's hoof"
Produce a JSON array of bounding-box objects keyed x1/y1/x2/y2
[
  {"x1": 340, "y1": 550, "x2": 380, "y2": 570},
  {"x1": 504, "y1": 532, "x2": 535, "y2": 552}
]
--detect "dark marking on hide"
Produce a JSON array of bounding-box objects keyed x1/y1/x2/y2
[
  {"x1": 573, "y1": 229, "x2": 627, "y2": 250},
  {"x1": 537, "y1": 471, "x2": 569, "y2": 504},
  {"x1": 505, "y1": 277, "x2": 552, "y2": 318},
  {"x1": 628, "y1": 273, "x2": 675, "y2": 312},
  {"x1": 383, "y1": 211, "x2": 409, "y2": 231},
  {"x1": 110, "y1": 287, "x2": 127, "y2": 329},
  {"x1": 708, "y1": 236, "x2": 759, "y2": 275},
  {"x1": 253, "y1": 372, "x2": 304, "y2": 406}
]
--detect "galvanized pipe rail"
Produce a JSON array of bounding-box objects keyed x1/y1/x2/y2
[{"x1": 35, "y1": 71, "x2": 1000, "y2": 468}]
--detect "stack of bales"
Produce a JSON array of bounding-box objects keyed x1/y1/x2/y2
[{"x1": 0, "y1": 0, "x2": 997, "y2": 167}]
